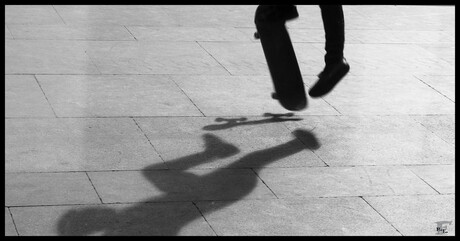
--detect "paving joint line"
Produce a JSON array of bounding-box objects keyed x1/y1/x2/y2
[
  {"x1": 360, "y1": 196, "x2": 404, "y2": 236},
  {"x1": 6, "y1": 24, "x2": 15, "y2": 40},
  {"x1": 6, "y1": 193, "x2": 453, "y2": 209},
  {"x1": 6, "y1": 113, "x2": 432, "y2": 119},
  {"x1": 52, "y1": 5, "x2": 66, "y2": 25},
  {"x1": 251, "y1": 168, "x2": 279, "y2": 199},
  {"x1": 84, "y1": 49, "x2": 102, "y2": 74},
  {"x1": 192, "y1": 202, "x2": 219, "y2": 236},
  {"x1": 406, "y1": 168, "x2": 442, "y2": 195},
  {"x1": 8, "y1": 163, "x2": 453, "y2": 175},
  {"x1": 289, "y1": 123, "x2": 330, "y2": 167},
  {"x1": 6, "y1": 203, "x2": 106, "y2": 208},
  {"x1": 413, "y1": 75, "x2": 454, "y2": 103},
  {"x1": 167, "y1": 75, "x2": 206, "y2": 117},
  {"x1": 7, "y1": 38, "x2": 138, "y2": 41},
  {"x1": 123, "y1": 25, "x2": 138, "y2": 41},
  {"x1": 132, "y1": 118, "x2": 168, "y2": 166},
  {"x1": 33, "y1": 74, "x2": 58, "y2": 118},
  {"x1": 85, "y1": 172, "x2": 104, "y2": 204},
  {"x1": 7, "y1": 207, "x2": 20, "y2": 236},
  {"x1": 195, "y1": 40, "x2": 233, "y2": 76},
  {"x1": 408, "y1": 115, "x2": 454, "y2": 146},
  {"x1": 318, "y1": 96, "x2": 342, "y2": 115}
]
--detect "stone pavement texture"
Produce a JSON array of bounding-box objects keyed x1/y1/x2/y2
[{"x1": 5, "y1": 5, "x2": 455, "y2": 236}]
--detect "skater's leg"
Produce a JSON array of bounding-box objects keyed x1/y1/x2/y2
[
  {"x1": 320, "y1": 5, "x2": 345, "y2": 64},
  {"x1": 309, "y1": 5, "x2": 349, "y2": 98}
]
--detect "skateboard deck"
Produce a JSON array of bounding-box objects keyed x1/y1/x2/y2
[{"x1": 254, "y1": 6, "x2": 307, "y2": 111}]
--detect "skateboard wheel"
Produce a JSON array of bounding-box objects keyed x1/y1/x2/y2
[{"x1": 254, "y1": 31, "x2": 260, "y2": 39}]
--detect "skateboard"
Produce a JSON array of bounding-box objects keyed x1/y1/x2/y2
[{"x1": 254, "y1": 5, "x2": 307, "y2": 111}]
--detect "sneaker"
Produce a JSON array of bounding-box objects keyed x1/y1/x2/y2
[{"x1": 309, "y1": 58, "x2": 349, "y2": 98}]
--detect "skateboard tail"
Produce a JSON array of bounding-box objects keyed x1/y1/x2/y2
[{"x1": 281, "y1": 97, "x2": 307, "y2": 111}]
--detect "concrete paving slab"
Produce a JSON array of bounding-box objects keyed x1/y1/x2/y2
[
  {"x1": 171, "y1": 75, "x2": 339, "y2": 116},
  {"x1": 135, "y1": 116, "x2": 325, "y2": 169},
  {"x1": 196, "y1": 197, "x2": 400, "y2": 236},
  {"x1": 364, "y1": 194, "x2": 455, "y2": 236},
  {"x1": 5, "y1": 172, "x2": 100, "y2": 206},
  {"x1": 351, "y1": 6, "x2": 454, "y2": 31},
  {"x1": 88, "y1": 169, "x2": 276, "y2": 203},
  {"x1": 161, "y1": 5, "x2": 255, "y2": 28},
  {"x1": 187, "y1": 42, "x2": 266, "y2": 76},
  {"x1": 286, "y1": 5, "x2": 391, "y2": 31},
  {"x1": 418, "y1": 45, "x2": 455, "y2": 73},
  {"x1": 5, "y1": 118, "x2": 165, "y2": 172},
  {"x1": 5, "y1": 208, "x2": 18, "y2": 236},
  {"x1": 407, "y1": 165, "x2": 455, "y2": 194},
  {"x1": 36, "y1": 75, "x2": 203, "y2": 117},
  {"x1": 351, "y1": 5, "x2": 454, "y2": 18},
  {"x1": 344, "y1": 43, "x2": 454, "y2": 76},
  {"x1": 307, "y1": 75, "x2": 455, "y2": 115},
  {"x1": 442, "y1": 58, "x2": 454, "y2": 66},
  {"x1": 5, "y1": 5, "x2": 64, "y2": 25},
  {"x1": 284, "y1": 115, "x2": 455, "y2": 166},
  {"x1": 128, "y1": 26, "x2": 251, "y2": 42},
  {"x1": 54, "y1": 5, "x2": 177, "y2": 26},
  {"x1": 410, "y1": 114, "x2": 455, "y2": 145},
  {"x1": 83, "y1": 41, "x2": 229, "y2": 75},
  {"x1": 256, "y1": 166, "x2": 437, "y2": 198},
  {"x1": 418, "y1": 43, "x2": 455, "y2": 61},
  {"x1": 198, "y1": 41, "x2": 324, "y2": 76},
  {"x1": 5, "y1": 40, "x2": 99, "y2": 74},
  {"x1": 7, "y1": 24, "x2": 135, "y2": 41},
  {"x1": 10, "y1": 203, "x2": 214, "y2": 236},
  {"x1": 378, "y1": 13, "x2": 454, "y2": 31},
  {"x1": 348, "y1": 30, "x2": 454, "y2": 44},
  {"x1": 5, "y1": 75, "x2": 55, "y2": 118},
  {"x1": 341, "y1": 13, "x2": 390, "y2": 31}
]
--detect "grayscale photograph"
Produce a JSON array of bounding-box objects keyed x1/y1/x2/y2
[{"x1": 4, "y1": 4, "x2": 455, "y2": 236}]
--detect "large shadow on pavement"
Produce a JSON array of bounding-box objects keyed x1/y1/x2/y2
[{"x1": 56, "y1": 128, "x2": 319, "y2": 236}]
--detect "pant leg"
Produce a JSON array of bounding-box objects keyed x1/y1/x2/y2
[
  {"x1": 255, "y1": 5, "x2": 298, "y2": 23},
  {"x1": 319, "y1": 5, "x2": 345, "y2": 65}
]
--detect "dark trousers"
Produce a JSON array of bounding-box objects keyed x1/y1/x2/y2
[
  {"x1": 255, "y1": 5, "x2": 345, "y2": 65},
  {"x1": 319, "y1": 5, "x2": 345, "y2": 65}
]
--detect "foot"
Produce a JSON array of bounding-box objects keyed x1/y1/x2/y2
[{"x1": 309, "y1": 58, "x2": 350, "y2": 98}]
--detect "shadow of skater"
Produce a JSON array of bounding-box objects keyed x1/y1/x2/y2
[
  {"x1": 202, "y1": 112, "x2": 303, "y2": 131},
  {"x1": 57, "y1": 129, "x2": 319, "y2": 236}
]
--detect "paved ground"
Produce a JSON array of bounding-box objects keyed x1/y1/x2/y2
[{"x1": 5, "y1": 5, "x2": 455, "y2": 236}]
